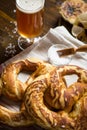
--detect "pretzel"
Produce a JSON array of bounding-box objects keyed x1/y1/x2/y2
[
  {"x1": 0, "y1": 105, "x2": 34, "y2": 127},
  {"x1": 24, "y1": 65, "x2": 87, "y2": 130},
  {"x1": 0, "y1": 58, "x2": 55, "y2": 127},
  {"x1": 1, "y1": 58, "x2": 54, "y2": 101}
]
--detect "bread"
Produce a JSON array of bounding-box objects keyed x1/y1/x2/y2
[
  {"x1": 59, "y1": 0, "x2": 87, "y2": 24},
  {"x1": 24, "y1": 65, "x2": 87, "y2": 130},
  {"x1": 1, "y1": 58, "x2": 54, "y2": 101},
  {"x1": 0, "y1": 59, "x2": 87, "y2": 129}
]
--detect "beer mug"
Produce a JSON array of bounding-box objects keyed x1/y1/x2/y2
[{"x1": 16, "y1": 0, "x2": 45, "y2": 50}]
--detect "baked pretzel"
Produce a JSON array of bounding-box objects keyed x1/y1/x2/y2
[
  {"x1": 1, "y1": 58, "x2": 54, "y2": 101},
  {"x1": 0, "y1": 104, "x2": 34, "y2": 127},
  {"x1": 0, "y1": 58, "x2": 55, "y2": 127},
  {"x1": 24, "y1": 65, "x2": 87, "y2": 130}
]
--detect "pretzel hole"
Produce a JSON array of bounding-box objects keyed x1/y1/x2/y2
[
  {"x1": 63, "y1": 74, "x2": 78, "y2": 87},
  {"x1": 17, "y1": 70, "x2": 33, "y2": 83}
]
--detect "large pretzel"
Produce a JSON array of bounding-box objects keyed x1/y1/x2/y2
[
  {"x1": 24, "y1": 65, "x2": 87, "y2": 130},
  {"x1": 1, "y1": 58, "x2": 54, "y2": 101},
  {"x1": 0, "y1": 59, "x2": 55, "y2": 127}
]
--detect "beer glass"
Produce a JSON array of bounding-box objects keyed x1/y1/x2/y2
[{"x1": 16, "y1": 0, "x2": 45, "y2": 50}]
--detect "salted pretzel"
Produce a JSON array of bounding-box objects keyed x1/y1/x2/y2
[
  {"x1": 1, "y1": 58, "x2": 55, "y2": 101},
  {"x1": 24, "y1": 65, "x2": 87, "y2": 130},
  {"x1": 0, "y1": 58, "x2": 55, "y2": 127}
]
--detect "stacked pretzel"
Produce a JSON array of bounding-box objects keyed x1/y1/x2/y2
[
  {"x1": 0, "y1": 58, "x2": 55, "y2": 127},
  {"x1": 0, "y1": 58, "x2": 87, "y2": 130}
]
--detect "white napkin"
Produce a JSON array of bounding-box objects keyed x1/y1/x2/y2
[{"x1": 1, "y1": 26, "x2": 87, "y2": 70}]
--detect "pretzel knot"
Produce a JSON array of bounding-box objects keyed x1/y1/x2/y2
[
  {"x1": 24, "y1": 65, "x2": 87, "y2": 130},
  {"x1": 0, "y1": 59, "x2": 55, "y2": 127},
  {"x1": 1, "y1": 59, "x2": 54, "y2": 101}
]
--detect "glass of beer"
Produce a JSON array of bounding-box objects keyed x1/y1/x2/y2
[{"x1": 16, "y1": 0, "x2": 45, "y2": 50}]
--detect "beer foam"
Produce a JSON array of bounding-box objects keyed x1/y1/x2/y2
[{"x1": 16, "y1": 0, "x2": 45, "y2": 13}]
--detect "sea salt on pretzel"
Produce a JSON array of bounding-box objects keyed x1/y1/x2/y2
[
  {"x1": 0, "y1": 58, "x2": 55, "y2": 127},
  {"x1": 1, "y1": 58, "x2": 55, "y2": 101},
  {"x1": 24, "y1": 65, "x2": 87, "y2": 130}
]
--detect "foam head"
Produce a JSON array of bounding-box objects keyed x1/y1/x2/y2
[{"x1": 16, "y1": 0, "x2": 45, "y2": 13}]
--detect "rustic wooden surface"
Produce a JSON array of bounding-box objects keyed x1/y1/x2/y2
[
  {"x1": 0, "y1": 0, "x2": 72, "y2": 64},
  {"x1": 0, "y1": 0, "x2": 86, "y2": 129}
]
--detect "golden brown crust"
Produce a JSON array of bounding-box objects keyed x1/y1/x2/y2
[
  {"x1": 0, "y1": 105, "x2": 34, "y2": 127},
  {"x1": 71, "y1": 96, "x2": 87, "y2": 130},
  {"x1": 1, "y1": 59, "x2": 39, "y2": 100},
  {"x1": 1, "y1": 58, "x2": 54, "y2": 101},
  {"x1": 24, "y1": 65, "x2": 87, "y2": 130},
  {"x1": 59, "y1": 0, "x2": 87, "y2": 24},
  {"x1": 0, "y1": 58, "x2": 55, "y2": 127},
  {"x1": 0, "y1": 60, "x2": 87, "y2": 129}
]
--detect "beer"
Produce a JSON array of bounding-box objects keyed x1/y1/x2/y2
[{"x1": 16, "y1": 0, "x2": 45, "y2": 38}]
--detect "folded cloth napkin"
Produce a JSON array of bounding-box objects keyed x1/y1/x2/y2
[{"x1": 1, "y1": 26, "x2": 87, "y2": 71}]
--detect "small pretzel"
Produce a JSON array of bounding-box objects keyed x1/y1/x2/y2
[
  {"x1": 1, "y1": 58, "x2": 55, "y2": 101},
  {"x1": 24, "y1": 65, "x2": 87, "y2": 130}
]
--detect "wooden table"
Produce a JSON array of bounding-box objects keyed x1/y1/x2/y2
[{"x1": 0, "y1": 0, "x2": 72, "y2": 64}]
